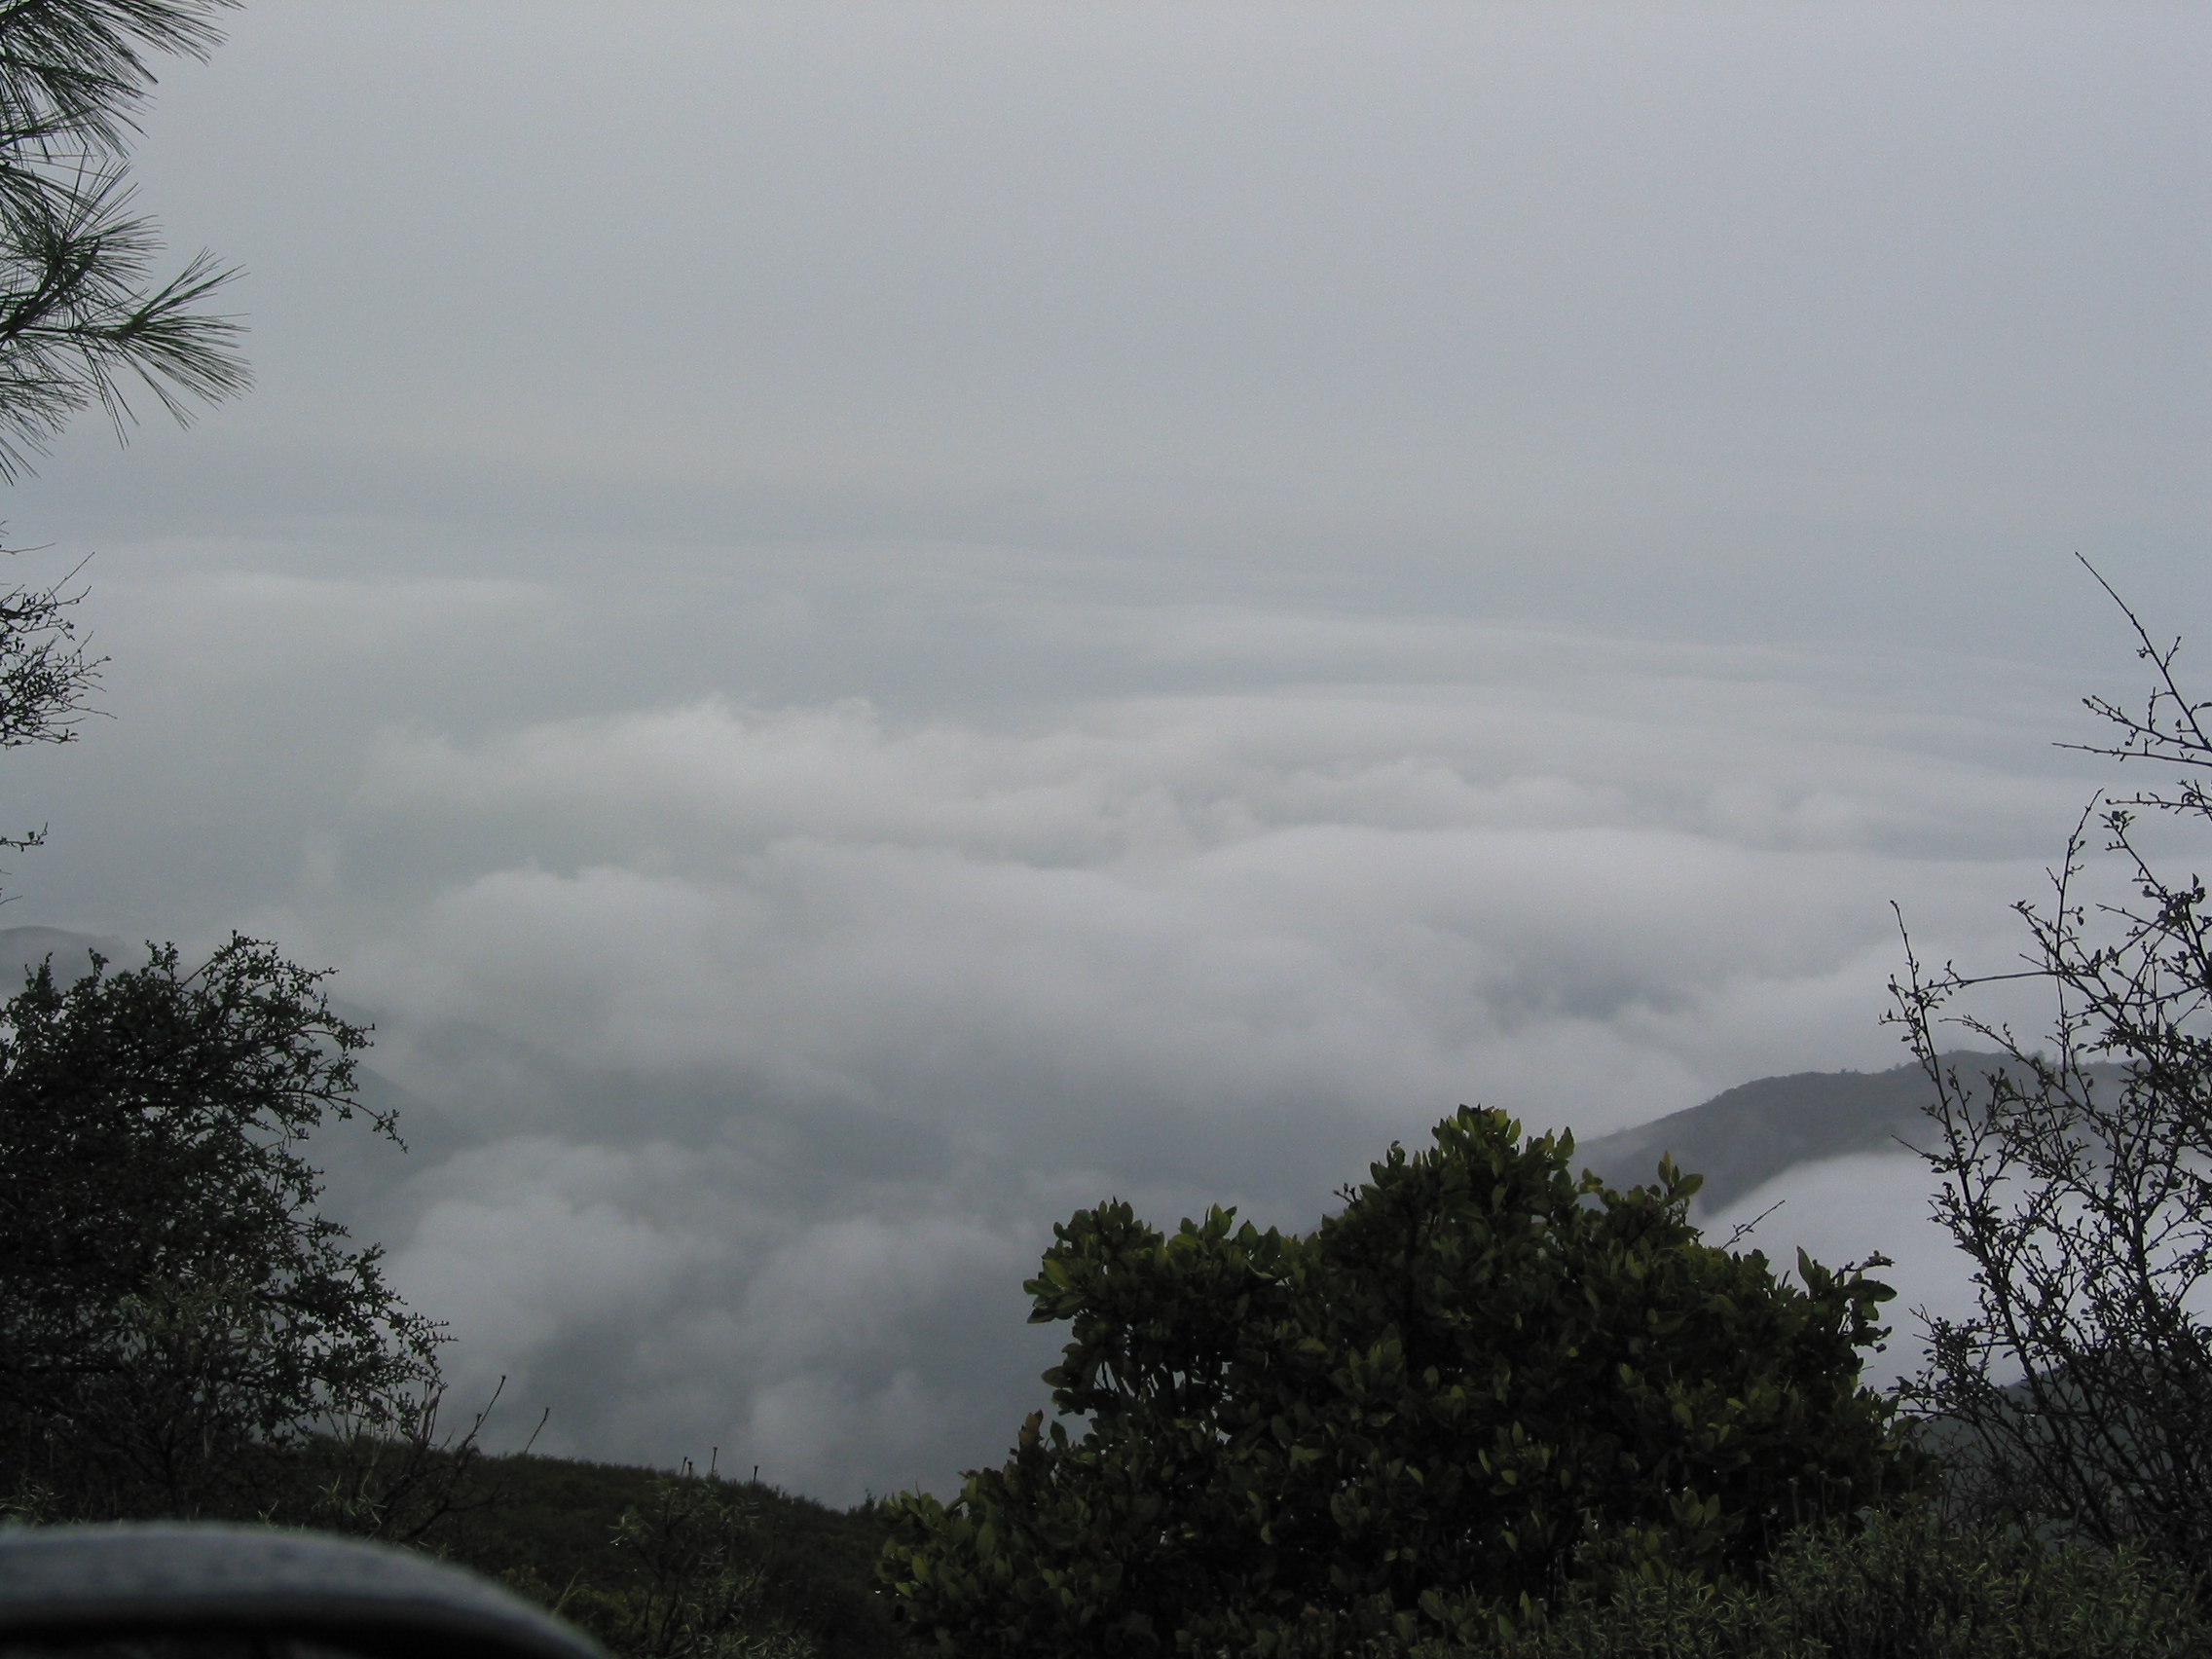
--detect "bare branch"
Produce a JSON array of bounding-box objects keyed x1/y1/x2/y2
[{"x1": 1890, "y1": 566, "x2": 2212, "y2": 1564}]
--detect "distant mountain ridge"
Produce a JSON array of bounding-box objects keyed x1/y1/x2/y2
[
  {"x1": 0, "y1": 925, "x2": 128, "y2": 982},
  {"x1": 1575, "y1": 1051, "x2": 2046, "y2": 1214}
]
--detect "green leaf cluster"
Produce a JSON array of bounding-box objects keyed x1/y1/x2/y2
[{"x1": 882, "y1": 1107, "x2": 1928, "y2": 1656}]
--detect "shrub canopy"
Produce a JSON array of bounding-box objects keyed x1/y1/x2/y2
[
  {"x1": 884, "y1": 1107, "x2": 1926, "y2": 1656},
  {"x1": 0, "y1": 939, "x2": 440, "y2": 1521}
]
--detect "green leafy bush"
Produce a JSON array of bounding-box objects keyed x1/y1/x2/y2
[
  {"x1": 882, "y1": 1107, "x2": 1927, "y2": 1656},
  {"x1": 554, "y1": 1461, "x2": 816, "y2": 1659},
  {"x1": 1491, "y1": 1505, "x2": 2204, "y2": 1659},
  {"x1": 0, "y1": 940, "x2": 445, "y2": 1524}
]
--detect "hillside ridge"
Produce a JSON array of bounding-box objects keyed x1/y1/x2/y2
[{"x1": 1576, "y1": 1051, "x2": 2019, "y2": 1213}]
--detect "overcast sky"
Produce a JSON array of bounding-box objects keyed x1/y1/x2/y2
[{"x1": 2, "y1": 1, "x2": 2206, "y2": 1501}]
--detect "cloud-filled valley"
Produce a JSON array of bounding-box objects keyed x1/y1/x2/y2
[
  {"x1": 12, "y1": 571, "x2": 2117, "y2": 1499},
  {"x1": 0, "y1": 1, "x2": 2199, "y2": 1505}
]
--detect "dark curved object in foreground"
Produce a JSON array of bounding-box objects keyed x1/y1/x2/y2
[{"x1": 0, "y1": 1523, "x2": 604, "y2": 1658}]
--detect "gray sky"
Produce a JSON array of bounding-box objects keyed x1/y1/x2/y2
[{"x1": 2, "y1": 1, "x2": 2206, "y2": 1501}]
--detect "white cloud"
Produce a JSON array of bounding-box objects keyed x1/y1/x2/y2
[
  {"x1": 2, "y1": 539, "x2": 2112, "y2": 1501},
  {"x1": 392, "y1": 1138, "x2": 735, "y2": 1359},
  {"x1": 242, "y1": 659, "x2": 2084, "y2": 1498},
  {"x1": 337, "y1": 687, "x2": 2060, "y2": 1106},
  {"x1": 384, "y1": 1133, "x2": 1053, "y2": 1495}
]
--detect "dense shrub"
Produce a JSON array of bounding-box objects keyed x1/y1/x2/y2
[
  {"x1": 0, "y1": 940, "x2": 446, "y2": 1525},
  {"x1": 883, "y1": 1107, "x2": 1928, "y2": 1656},
  {"x1": 1489, "y1": 1505, "x2": 2205, "y2": 1659}
]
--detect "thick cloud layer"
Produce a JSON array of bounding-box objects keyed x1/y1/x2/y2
[
  {"x1": 328, "y1": 663, "x2": 2082, "y2": 1495},
  {"x1": 2, "y1": 578, "x2": 2149, "y2": 1502},
  {"x1": 9, "y1": 567, "x2": 2104, "y2": 1497}
]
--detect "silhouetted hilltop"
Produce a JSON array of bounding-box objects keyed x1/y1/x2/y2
[
  {"x1": 0, "y1": 924, "x2": 127, "y2": 984},
  {"x1": 1575, "y1": 1052, "x2": 2008, "y2": 1214}
]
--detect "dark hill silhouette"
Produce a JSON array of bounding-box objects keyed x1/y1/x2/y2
[
  {"x1": 0, "y1": 925, "x2": 128, "y2": 983},
  {"x1": 1575, "y1": 1051, "x2": 2036, "y2": 1214}
]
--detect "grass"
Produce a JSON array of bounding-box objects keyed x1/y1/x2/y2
[{"x1": 423, "y1": 1450, "x2": 915, "y2": 1659}]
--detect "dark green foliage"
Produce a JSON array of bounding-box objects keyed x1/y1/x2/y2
[
  {"x1": 0, "y1": 939, "x2": 444, "y2": 1523},
  {"x1": 1490, "y1": 1506, "x2": 2205, "y2": 1659},
  {"x1": 562, "y1": 1460, "x2": 815, "y2": 1659},
  {"x1": 882, "y1": 1107, "x2": 1926, "y2": 1656},
  {"x1": 427, "y1": 1452, "x2": 916, "y2": 1659}
]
